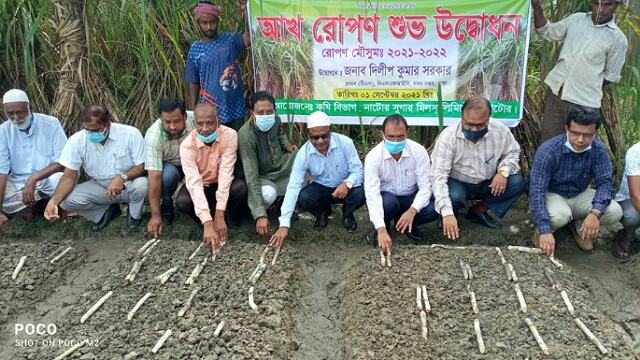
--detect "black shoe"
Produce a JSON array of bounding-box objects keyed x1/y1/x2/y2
[
  {"x1": 160, "y1": 201, "x2": 175, "y2": 225},
  {"x1": 127, "y1": 206, "x2": 141, "y2": 229},
  {"x1": 92, "y1": 204, "x2": 122, "y2": 232},
  {"x1": 468, "y1": 211, "x2": 502, "y2": 229},
  {"x1": 406, "y1": 227, "x2": 424, "y2": 241},
  {"x1": 343, "y1": 217, "x2": 357, "y2": 231},
  {"x1": 225, "y1": 212, "x2": 240, "y2": 229},
  {"x1": 314, "y1": 212, "x2": 329, "y2": 228}
]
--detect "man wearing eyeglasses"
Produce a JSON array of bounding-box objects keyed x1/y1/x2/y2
[
  {"x1": 44, "y1": 105, "x2": 148, "y2": 231},
  {"x1": 365, "y1": 114, "x2": 439, "y2": 256},
  {"x1": 530, "y1": 105, "x2": 622, "y2": 257},
  {"x1": 269, "y1": 111, "x2": 365, "y2": 248},
  {"x1": 432, "y1": 97, "x2": 525, "y2": 239},
  {"x1": 531, "y1": 0, "x2": 628, "y2": 142}
]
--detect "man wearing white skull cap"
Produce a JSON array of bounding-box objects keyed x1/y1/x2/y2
[
  {"x1": 0, "y1": 89, "x2": 70, "y2": 240},
  {"x1": 269, "y1": 111, "x2": 366, "y2": 248}
]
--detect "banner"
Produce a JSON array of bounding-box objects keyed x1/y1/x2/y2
[{"x1": 249, "y1": 0, "x2": 531, "y2": 127}]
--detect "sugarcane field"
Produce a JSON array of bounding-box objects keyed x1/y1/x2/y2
[{"x1": 1, "y1": 205, "x2": 639, "y2": 360}]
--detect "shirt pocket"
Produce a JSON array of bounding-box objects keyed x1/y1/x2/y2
[
  {"x1": 114, "y1": 154, "x2": 132, "y2": 174},
  {"x1": 32, "y1": 151, "x2": 52, "y2": 172}
]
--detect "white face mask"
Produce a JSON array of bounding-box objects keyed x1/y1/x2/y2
[{"x1": 12, "y1": 111, "x2": 32, "y2": 130}]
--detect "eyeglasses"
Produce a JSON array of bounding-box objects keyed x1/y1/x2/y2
[
  {"x1": 384, "y1": 134, "x2": 407, "y2": 142},
  {"x1": 84, "y1": 126, "x2": 105, "y2": 134},
  {"x1": 309, "y1": 132, "x2": 331, "y2": 141},
  {"x1": 461, "y1": 122, "x2": 488, "y2": 131},
  {"x1": 567, "y1": 129, "x2": 597, "y2": 139}
]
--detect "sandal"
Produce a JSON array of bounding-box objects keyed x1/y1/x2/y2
[
  {"x1": 60, "y1": 209, "x2": 79, "y2": 223},
  {"x1": 611, "y1": 229, "x2": 633, "y2": 259}
]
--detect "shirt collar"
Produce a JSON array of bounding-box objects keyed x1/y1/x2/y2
[
  {"x1": 195, "y1": 126, "x2": 222, "y2": 148},
  {"x1": 106, "y1": 122, "x2": 117, "y2": 141},
  {"x1": 309, "y1": 136, "x2": 337, "y2": 156},
  {"x1": 586, "y1": 12, "x2": 618, "y2": 29}
]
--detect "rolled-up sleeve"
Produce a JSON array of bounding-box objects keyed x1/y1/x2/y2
[
  {"x1": 604, "y1": 36, "x2": 628, "y2": 83},
  {"x1": 215, "y1": 130, "x2": 238, "y2": 212},
  {"x1": 497, "y1": 133, "x2": 522, "y2": 175},
  {"x1": 180, "y1": 140, "x2": 211, "y2": 223}
]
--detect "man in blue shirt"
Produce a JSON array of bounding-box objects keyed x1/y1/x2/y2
[
  {"x1": 530, "y1": 105, "x2": 622, "y2": 256},
  {"x1": 270, "y1": 111, "x2": 366, "y2": 248},
  {"x1": 185, "y1": 1, "x2": 251, "y2": 132}
]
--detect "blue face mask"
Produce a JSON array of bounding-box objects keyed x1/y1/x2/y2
[
  {"x1": 462, "y1": 128, "x2": 489, "y2": 141},
  {"x1": 565, "y1": 140, "x2": 592, "y2": 154},
  {"x1": 162, "y1": 129, "x2": 187, "y2": 138},
  {"x1": 384, "y1": 139, "x2": 406, "y2": 155},
  {"x1": 85, "y1": 128, "x2": 107, "y2": 143},
  {"x1": 254, "y1": 114, "x2": 276, "y2": 132},
  {"x1": 197, "y1": 130, "x2": 219, "y2": 144}
]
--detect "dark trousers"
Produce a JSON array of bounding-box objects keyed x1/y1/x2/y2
[
  {"x1": 297, "y1": 182, "x2": 365, "y2": 220},
  {"x1": 381, "y1": 191, "x2": 439, "y2": 227},
  {"x1": 448, "y1": 175, "x2": 526, "y2": 218},
  {"x1": 175, "y1": 179, "x2": 248, "y2": 224},
  {"x1": 161, "y1": 163, "x2": 184, "y2": 204},
  {"x1": 541, "y1": 86, "x2": 576, "y2": 143}
]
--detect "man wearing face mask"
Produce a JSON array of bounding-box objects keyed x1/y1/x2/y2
[
  {"x1": 364, "y1": 114, "x2": 439, "y2": 255},
  {"x1": 431, "y1": 97, "x2": 525, "y2": 240},
  {"x1": 529, "y1": 105, "x2": 622, "y2": 257},
  {"x1": 44, "y1": 105, "x2": 148, "y2": 231},
  {"x1": 238, "y1": 91, "x2": 298, "y2": 237},
  {"x1": 177, "y1": 102, "x2": 247, "y2": 253},
  {"x1": 185, "y1": 1, "x2": 250, "y2": 131},
  {"x1": 532, "y1": 0, "x2": 628, "y2": 142},
  {"x1": 269, "y1": 111, "x2": 365, "y2": 248},
  {"x1": 0, "y1": 89, "x2": 69, "y2": 239},
  {"x1": 144, "y1": 98, "x2": 195, "y2": 237}
]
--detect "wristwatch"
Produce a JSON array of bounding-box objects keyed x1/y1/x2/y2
[
  {"x1": 590, "y1": 210, "x2": 603, "y2": 220},
  {"x1": 498, "y1": 170, "x2": 510, "y2": 178},
  {"x1": 120, "y1": 173, "x2": 129, "y2": 182},
  {"x1": 344, "y1": 180, "x2": 353, "y2": 189}
]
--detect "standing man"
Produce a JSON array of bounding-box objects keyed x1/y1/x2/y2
[
  {"x1": 238, "y1": 91, "x2": 297, "y2": 237},
  {"x1": 613, "y1": 142, "x2": 640, "y2": 259},
  {"x1": 270, "y1": 111, "x2": 365, "y2": 248},
  {"x1": 144, "y1": 98, "x2": 195, "y2": 238},
  {"x1": 185, "y1": 1, "x2": 251, "y2": 131},
  {"x1": 530, "y1": 106, "x2": 622, "y2": 257},
  {"x1": 44, "y1": 105, "x2": 148, "y2": 231},
  {"x1": 364, "y1": 114, "x2": 439, "y2": 255},
  {"x1": 0, "y1": 89, "x2": 69, "y2": 239},
  {"x1": 532, "y1": 0, "x2": 628, "y2": 141},
  {"x1": 177, "y1": 102, "x2": 247, "y2": 253},
  {"x1": 431, "y1": 97, "x2": 525, "y2": 239}
]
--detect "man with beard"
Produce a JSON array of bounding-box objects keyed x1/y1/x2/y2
[
  {"x1": 185, "y1": 1, "x2": 251, "y2": 132},
  {"x1": 532, "y1": 0, "x2": 628, "y2": 141},
  {"x1": 0, "y1": 89, "x2": 70, "y2": 239}
]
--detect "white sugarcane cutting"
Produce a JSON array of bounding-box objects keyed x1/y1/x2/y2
[
  {"x1": 574, "y1": 318, "x2": 608, "y2": 355},
  {"x1": 514, "y1": 284, "x2": 527, "y2": 313},
  {"x1": 271, "y1": 247, "x2": 281, "y2": 266},
  {"x1": 151, "y1": 329, "x2": 172, "y2": 354},
  {"x1": 460, "y1": 260, "x2": 469, "y2": 280},
  {"x1": 504, "y1": 263, "x2": 513, "y2": 281},
  {"x1": 128, "y1": 292, "x2": 152, "y2": 320},
  {"x1": 251, "y1": 263, "x2": 267, "y2": 284},
  {"x1": 137, "y1": 238, "x2": 157, "y2": 255},
  {"x1": 259, "y1": 245, "x2": 272, "y2": 264},
  {"x1": 467, "y1": 285, "x2": 479, "y2": 314},
  {"x1": 496, "y1": 247, "x2": 507, "y2": 264},
  {"x1": 50, "y1": 246, "x2": 72, "y2": 264},
  {"x1": 12, "y1": 256, "x2": 26, "y2": 280},
  {"x1": 126, "y1": 256, "x2": 146, "y2": 282},
  {"x1": 248, "y1": 263, "x2": 263, "y2": 282},
  {"x1": 142, "y1": 240, "x2": 160, "y2": 257},
  {"x1": 178, "y1": 287, "x2": 199, "y2": 317},
  {"x1": 416, "y1": 287, "x2": 423, "y2": 310},
  {"x1": 543, "y1": 267, "x2": 558, "y2": 289},
  {"x1": 421, "y1": 285, "x2": 431, "y2": 313},
  {"x1": 249, "y1": 286, "x2": 259, "y2": 312},
  {"x1": 53, "y1": 343, "x2": 84, "y2": 360},
  {"x1": 474, "y1": 319, "x2": 486, "y2": 354},
  {"x1": 379, "y1": 251, "x2": 386, "y2": 267},
  {"x1": 81, "y1": 291, "x2": 113, "y2": 323},
  {"x1": 386, "y1": 253, "x2": 392, "y2": 268},
  {"x1": 560, "y1": 290, "x2": 575, "y2": 316},
  {"x1": 154, "y1": 267, "x2": 179, "y2": 284},
  {"x1": 188, "y1": 242, "x2": 204, "y2": 260},
  {"x1": 549, "y1": 256, "x2": 564, "y2": 269},
  {"x1": 465, "y1": 263, "x2": 474, "y2": 280},
  {"x1": 524, "y1": 318, "x2": 550, "y2": 355},
  {"x1": 420, "y1": 310, "x2": 428, "y2": 341},
  {"x1": 185, "y1": 257, "x2": 208, "y2": 285},
  {"x1": 214, "y1": 321, "x2": 225, "y2": 337},
  {"x1": 507, "y1": 245, "x2": 543, "y2": 254},
  {"x1": 509, "y1": 264, "x2": 519, "y2": 282}
]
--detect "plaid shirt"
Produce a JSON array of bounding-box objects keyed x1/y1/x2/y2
[
  {"x1": 144, "y1": 111, "x2": 195, "y2": 171},
  {"x1": 529, "y1": 134, "x2": 614, "y2": 234}
]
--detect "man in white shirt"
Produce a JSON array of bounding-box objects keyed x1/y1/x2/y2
[
  {"x1": 532, "y1": 0, "x2": 628, "y2": 141},
  {"x1": 364, "y1": 114, "x2": 438, "y2": 255},
  {"x1": 613, "y1": 142, "x2": 640, "y2": 259},
  {"x1": 0, "y1": 89, "x2": 69, "y2": 240},
  {"x1": 44, "y1": 105, "x2": 148, "y2": 231},
  {"x1": 431, "y1": 97, "x2": 525, "y2": 239}
]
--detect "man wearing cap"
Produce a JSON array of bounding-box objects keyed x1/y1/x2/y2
[
  {"x1": 431, "y1": 97, "x2": 525, "y2": 240},
  {"x1": 145, "y1": 98, "x2": 195, "y2": 238},
  {"x1": 532, "y1": 0, "x2": 628, "y2": 142},
  {"x1": 185, "y1": 0, "x2": 251, "y2": 132},
  {"x1": 0, "y1": 89, "x2": 69, "y2": 239},
  {"x1": 176, "y1": 102, "x2": 247, "y2": 253},
  {"x1": 270, "y1": 111, "x2": 365, "y2": 248},
  {"x1": 238, "y1": 91, "x2": 298, "y2": 237},
  {"x1": 44, "y1": 105, "x2": 148, "y2": 231}
]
